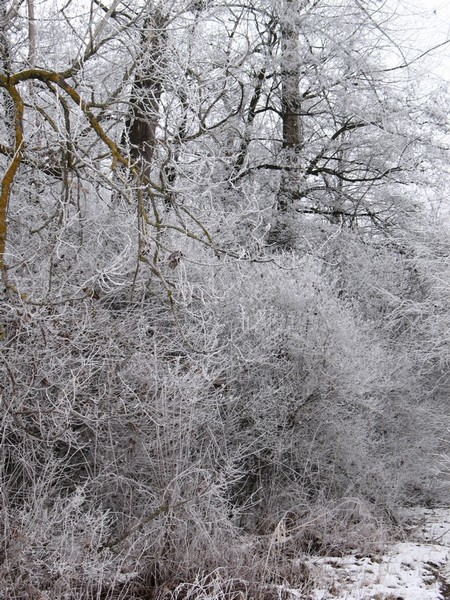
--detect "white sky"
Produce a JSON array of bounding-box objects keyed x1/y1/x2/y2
[{"x1": 398, "y1": 0, "x2": 450, "y2": 84}]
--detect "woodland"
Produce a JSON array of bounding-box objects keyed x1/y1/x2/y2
[{"x1": 1, "y1": 0, "x2": 450, "y2": 598}]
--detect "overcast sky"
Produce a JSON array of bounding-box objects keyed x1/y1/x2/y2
[{"x1": 399, "y1": 0, "x2": 450, "y2": 84}]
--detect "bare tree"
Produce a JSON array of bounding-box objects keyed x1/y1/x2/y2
[{"x1": 1, "y1": 2, "x2": 450, "y2": 598}]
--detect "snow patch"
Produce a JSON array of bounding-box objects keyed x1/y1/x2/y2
[{"x1": 305, "y1": 508, "x2": 450, "y2": 599}]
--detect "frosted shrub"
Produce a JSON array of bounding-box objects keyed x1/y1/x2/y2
[
  {"x1": 1, "y1": 223, "x2": 449, "y2": 597},
  {"x1": 0, "y1": 490, "x2": 115, "y2": 599},
  {"x1": 0, "y1": 285, "x2": 247, "y2": 596},
  {"x1": 173, "y1": 247, "x2": 446, "y2": 534}
]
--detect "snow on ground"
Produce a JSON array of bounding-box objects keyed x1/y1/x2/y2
[{"x1": 304, "y1": 508, "x2": 450, "y2": 599}]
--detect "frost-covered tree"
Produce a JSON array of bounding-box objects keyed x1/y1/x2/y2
[{"x1": 1, "y1": 1, "x2": 450, "y2": 598}]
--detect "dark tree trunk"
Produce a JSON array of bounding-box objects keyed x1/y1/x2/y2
[
  {"x1": 269, "y1": 0, "x2": 303, "y2": 247},
  {"x1": 124, "y1": 10, "x2": 167, "y2": 178},
  {"x1": 280, "y1": 0, "x2": 302, "y2": 154}
]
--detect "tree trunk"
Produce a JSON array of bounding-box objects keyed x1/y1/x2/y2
[
  {"x1": 124, "y1": 9, "x2": 167, "y2": 178},
  {"x1": 269, "y1": 0, "x2": 303, "y2": 247},
  {"x1": 0, "y1": 2, "x2": 14, "y2": 145},
  {"x1": 280, "y1": 0, "x2": 302, "y2": 154}
]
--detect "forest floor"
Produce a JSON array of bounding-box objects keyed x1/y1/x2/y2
[{"x1": 301, "y1": 507, "x2": 450, "y2": 599}]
